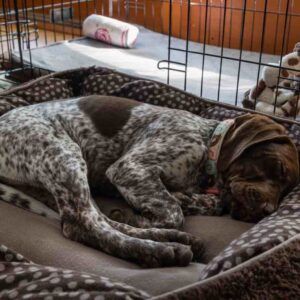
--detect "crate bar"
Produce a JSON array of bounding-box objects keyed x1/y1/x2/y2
[
  {"x1": 197, "y1": 0, "x2": 202, "y2": 43},
  {"x1": 168, "y1": 46, "x2": 297, "y2": 73},
  {"x1": 217, "y1": 0, "x2": 228, "y2": 101},
  {"x1": 70, "y1": 0, "x2": 76, "y2": 38},
  {"x1": 13, "y1": 0, "x2": 24, "y2": 69},
  {"x1": 31, "y1": 0, "x2": 38, "y2": 48},
  {"x1": 273, "y1": 0, "x2": 291, "y2": 112},
  {"x1": 253, "y1": 0, "x2": 269, "y2": 110},
  {"x1": 183, "y1": 0, "x2": 191, "y2": 91},
  {"x1": 40, "y1": 0, "x2": 48, "y2": 45},
  {"x1": 273, "y1": 0, "x2": 281, "y2": 54},
  {"x1": 1, "y1": 0, "x2": 12, "y2": 65},
  {"x1": 0, "y1": 26, "x2": 5, "y2": 66},
  {"x1": 157, "y1": 60, "x2": 186, "y2": 73},
  {"x1": 294, "y1": 94, "x2": 300, "y2": 119},
  {"x1": 22, "y1": 0, "x2": 34, "y2": 77},
  {"x1": 179, "y1": 0, "x2": 182, "y2": 39},
  {"x1": 61, "y1": 0, "x2": 66, "y2": 40},
  {"x1": 249, "y1": 0, "x2": 256, "y2": 51},
  {"x1": 228, "y1": 0, "x2": 233, "y2": 47},
  {"x1": 234, "y1": 0, "x2": 247, "y2": 106},
  {"x1": 166, "y1": 0, "x2": 173, "y2": 84},
  {"x1": 50, "y1": 0, "x2": 57, "y2": 42},
  {"x1": 200, "y1": 0, "x2": 209, "y2": 97},
  {"x1": 217, "y1": 0, "x2": 222, "y2": 46},
  {"x1": 285, "y1": 0, "x2": 293, "y2": 54}
]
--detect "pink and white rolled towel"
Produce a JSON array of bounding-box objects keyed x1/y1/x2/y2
[{"x1": 82, "y1": 14, "x2": 139, "y2": 48}]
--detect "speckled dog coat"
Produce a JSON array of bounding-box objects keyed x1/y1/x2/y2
[{"x1": 0, "y1": 95, "x2": 223, "y2": 267}]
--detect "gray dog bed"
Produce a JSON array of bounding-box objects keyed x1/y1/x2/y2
[{"x1": 0, "y1": 66, "x2": 299, "y2": 299}]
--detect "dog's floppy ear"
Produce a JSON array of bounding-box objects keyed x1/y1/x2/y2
[{"x1": 218, "y1": 113, "x2": 298, "y2": 172}]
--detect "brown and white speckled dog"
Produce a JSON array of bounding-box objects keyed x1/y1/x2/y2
[{"x1": 0, "y1": 95, "x2": 298, "y2": 267}]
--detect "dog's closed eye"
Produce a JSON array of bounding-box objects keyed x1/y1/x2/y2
[
  {"x1": 279, "y1": 161, "x2": 287, "y2": 177},
  {"x1": 270, "y1": 160, "x2": 287, "y2": 180}
]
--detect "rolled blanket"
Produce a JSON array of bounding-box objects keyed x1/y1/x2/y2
[{"x1": 82, "y1": 14, "x2": 139, "y2": 48}]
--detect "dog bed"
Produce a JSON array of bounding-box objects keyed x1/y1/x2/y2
[{"x1": 0, "y1": 66, "x2": 300, "y2": 298}]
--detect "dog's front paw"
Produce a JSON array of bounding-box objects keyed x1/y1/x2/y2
[
  {"x1": 179, "y1": 193, "x2": 225, "y2": 216},
  {"x1": 192, "y1": 193, "x2": 224, "y2": 216}
]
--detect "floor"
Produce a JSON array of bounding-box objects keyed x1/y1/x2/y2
[{"x1": 12, "y1": 26, "x2": 280, "y2": 107}]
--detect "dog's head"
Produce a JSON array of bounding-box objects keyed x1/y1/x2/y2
[{"x1": 218, "y1": 114, "x2": 299, "y2": 222}]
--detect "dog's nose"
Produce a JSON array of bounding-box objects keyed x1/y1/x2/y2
[
  {"x1": 245, "y1": 186, "x2": 261, "y2": 201},
  {"x1": 263, "y1": 202, "x2": 276, "y2": 215}
]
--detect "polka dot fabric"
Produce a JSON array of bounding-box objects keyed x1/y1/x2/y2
[
  {"x1": 0, "y1": 96, "x2": 30, "y2": 116},
  {"x1": 0, "y1": 244, "x2": 149, "y2": 299},
  {"x1": 82, "y1": 73, "x2": 133, "y2": 95},
  {"x1": 1, "y1": 66, "x2": 300, "y2": 284},
  {"x1": 199, "y1": 105, "x2": 244, "y2": 120},
  {"x1": 200, "y1": 183, "x2": 300, "y2": 279},
  {"x1": 82, "y1": 73, "x2": 210, "y2": 114},
  {"x1": 14, "y1": 78, "x2": 73, "y2": 104}
]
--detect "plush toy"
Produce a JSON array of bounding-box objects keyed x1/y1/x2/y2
[{"x1": 243, "y1": 42, "x2": 300, "y2": 118}]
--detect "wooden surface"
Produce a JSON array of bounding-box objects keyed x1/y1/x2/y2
[{"x1": 159, "y1": 0, "x2": 300, "y2": 55}]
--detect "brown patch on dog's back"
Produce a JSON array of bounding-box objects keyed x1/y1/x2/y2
[{"x1": 78, "y1": 95, "x2": 142, "y2": 137}]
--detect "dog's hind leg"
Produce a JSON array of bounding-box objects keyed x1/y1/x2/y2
[
  {"x1": 36, "y1": 138, "x2": 201, "y2": 267},
  {"x1": 105, "y1": 217, "x2": 205, "y2": 261}
]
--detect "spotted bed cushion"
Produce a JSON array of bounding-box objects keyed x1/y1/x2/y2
[
  {"x1": 0, "y1": 66, "x2": 300, "y2": 281},
  {"x1": 0, "y1": 244, "x2": 149, "y2": 299}
]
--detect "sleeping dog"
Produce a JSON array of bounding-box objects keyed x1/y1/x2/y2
[{"x1": 0, "y1": 95, "x2": 298, "y2": 267}]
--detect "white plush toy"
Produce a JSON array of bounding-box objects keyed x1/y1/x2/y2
[
  {"x1": 82, "y1": 14, "x2": 139, "y2": 48},
  {"x1": 243, "y1": 42, "x2": 300, "y2": 118}
]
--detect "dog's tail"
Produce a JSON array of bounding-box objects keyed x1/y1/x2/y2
[{"x1": 0, "y1": 182, "x2": 60, "y2": 221}]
